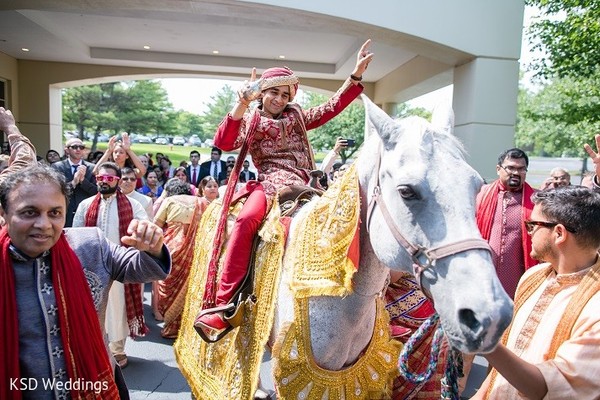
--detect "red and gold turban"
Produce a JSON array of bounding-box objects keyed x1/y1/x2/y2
[{"x1": 260, "y1": 67, "x2": 299, "y2": 101}]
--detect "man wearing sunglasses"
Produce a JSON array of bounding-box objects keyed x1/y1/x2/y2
[
  {"x1": 474, "y1": 186, "x2": 600, "y2": 399},
  {"x1": 461, "y1": 148, "x2": 538, "y2": 394},
  {"x1": 51, "y1": 138, "x2": 97, "y2": 227},
  {"x1": 73, "y1": 162, "x2": 149, "y2": 370}
]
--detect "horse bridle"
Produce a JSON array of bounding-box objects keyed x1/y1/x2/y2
[{"x1": 365, "y1": 144, "x2": 492, "y2": 293}]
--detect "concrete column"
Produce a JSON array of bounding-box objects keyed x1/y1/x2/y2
[
  {"x1": 381, "y1": 102, "x2": 397, "y2": 117},
  {"x1": 48, "y1": 87, "x2": 64, "y2": 153},
  {"x1": 452, "y1": 57, "x2": 520, "y2": 181}
]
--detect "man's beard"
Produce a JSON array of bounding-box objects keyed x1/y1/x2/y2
[
  {"x1": 531, "y1": 240, "x2": 554, "y2": 262},
  {"x1": 507, "y1": 175, "x2": 522, "y2": 188},
  {"x1": 98, "y1": 185, "x2": 118, "y2": 195}
]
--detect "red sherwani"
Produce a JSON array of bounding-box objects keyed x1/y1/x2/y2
[
  {"x1": 211, "y1": 80, "x2": 363, "y2": 304},
  {"x1": 215, "y1": 80, "x2": 363, "y2": 199}
]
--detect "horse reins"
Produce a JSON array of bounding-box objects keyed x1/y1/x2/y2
[{"x1": 365, "y1": 143, "x2": 492, "y2": 294}]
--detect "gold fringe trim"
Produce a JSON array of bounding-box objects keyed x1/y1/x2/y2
[
  {"x1": 273, "y1": 297, "x2": 402, "y2": 399},
  {"x1": 288, "y1": 163, "x2": 360, "y2": 298},
  {"x1": 174, "y1": 199, "x2": 285, "y2": 400}
]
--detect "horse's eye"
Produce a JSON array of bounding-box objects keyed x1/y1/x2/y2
[{"x1": 398, "y1": 185, "x2": 419, "y2": 200}]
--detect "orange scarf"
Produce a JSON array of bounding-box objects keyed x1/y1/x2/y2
[
  {"x1": 476, "y1": 180, "x2": 536, "y2": 270},
  {"x1": 0, "y1": 228, "x2": 119, "y2": 399},
  {"x1": 84, "y1": 190, "x2": 148, "y2": 337}
]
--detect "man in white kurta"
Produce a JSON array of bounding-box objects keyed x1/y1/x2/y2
[
  {"x1": 73, "y1": 163, "x2": 148, "y2": 367},
  {"x1": 474, "y1": 185, "x2": 600, "y2": 399}
]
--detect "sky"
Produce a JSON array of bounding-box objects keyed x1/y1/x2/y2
[{"x1": 160, "y1": 7, "x2": 539, "y2": 115}]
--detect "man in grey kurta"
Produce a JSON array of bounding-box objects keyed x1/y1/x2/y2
[
  {"x1": 10, "y1": 228, "x2": 170, "y2": 399},
  {"x1": 1, "y1": 160, "x2": 171, "y2": 399}
]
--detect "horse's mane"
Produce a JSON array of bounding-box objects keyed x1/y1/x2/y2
[{"x1": 394, "y1": 115, "x2": 468, "y2": 161}]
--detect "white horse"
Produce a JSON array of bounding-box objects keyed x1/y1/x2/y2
[
  {"x1": 176, "y1": 96, "x2": 513, "y2": 399},
  {"x1": 271, "y1": 96, "x2": 513, "y2": 384}
]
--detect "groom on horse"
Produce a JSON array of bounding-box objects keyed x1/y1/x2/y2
[{"x1": 194, "y1": 40, "x2": 374, "y2": 338}]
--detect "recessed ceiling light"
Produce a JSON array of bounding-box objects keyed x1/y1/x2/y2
[
  {"x1": 212, "y1": 50, "x2": 219, "y2": 54},
  {"x1": 278, "y1": 55, "x2": 285, "y2": 59},
  {"x1": 21, "y1": 48, "x2": 30, "y2": 52},
  {"x1": 143, "y1": 45, "x2": 151, "y2": 50}
]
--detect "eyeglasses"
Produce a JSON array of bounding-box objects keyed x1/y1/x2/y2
[
  {"x1": 69, "y1": 145, "x2": 85, "y2": 150},
  {"x1": 500, "y1": 165, "x2": 527, "y2": 174},
  {"x1": 96, "y1": 175, "x2": 120, "y2": 183},
  {"x1": 524, "y1": 220, "x2": 576, "y2": 235},
  {"x1": 120, "y1": 177, "x2": 137, "y2": 182}
]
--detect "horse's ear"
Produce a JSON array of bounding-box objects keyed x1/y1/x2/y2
[
  {"x1": 361, "y1": 95, "x2": 397, "y2": 146},
  {"x1": 430, "y1": 102, "x2": 454, "y2": 135}
]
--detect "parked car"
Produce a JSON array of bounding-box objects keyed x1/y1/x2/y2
[
  {"x1": 155, "y1": 137, "x2": 169, "y2": 145},
  {"x1": 135, "y1": 136, "x2": 153, "y2": 144},
  {"x1": 172, "y1": 136, "x2": 186, "y2": 146},
  {"x1": 96, "y1": 134, "x2": 110, "y2": 143},
  {"x1": 188, "y1": 135, "x2": 202, "y2": 146}
]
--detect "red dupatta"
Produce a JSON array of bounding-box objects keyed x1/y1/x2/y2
[
  {"x1": 476, "y1": 180, "x2": 536, "y2": 270},
  {"x1": 84, "y1": 191, "x2": 148, "y2": 337},
  {"x1": 0, "y1": 228, "x2": 119, "y2": 399}
]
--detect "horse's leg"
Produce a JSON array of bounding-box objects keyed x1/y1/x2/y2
[{"x1": 308, "y1": 237, "x2": 390, "y2": 370}]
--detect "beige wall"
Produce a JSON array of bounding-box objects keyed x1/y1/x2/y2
[{"x1": 0, "y1": 51, "x2": 19, "y2": 117}]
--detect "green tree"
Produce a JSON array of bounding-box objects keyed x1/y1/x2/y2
[
  {"x1": 300, "y1": 91, "x2": 431, "y2": 163},
  {"x1": 299, "y1": 91, "x2": 363, "y2": 163},
  {"x1": 518, "y1": 0, "x2": 600, "y2": 167},
  {"x1": 516, "y1": 75, "x2": 600, "y2": 171},
  {"x1": 175, "y1": 111, "x2": 206, "y2": 139},
  {"x1": 62, "y1": 83, "x2": 121, "y2": 151},
  {"x1": 63, "y1": 80, "x2": 178, "y2": 150},
  {"x1": 119, "y1": 80, "x2": 175, "y2": 136},
  {"x1": 526, "y1": 0, "x2": 600, "y2": 80},
  {"x1": 202, "y1": 85, "x2": 237, "y2": 137}
]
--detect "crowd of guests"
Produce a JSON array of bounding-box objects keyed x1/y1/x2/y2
[{"x1": 1, "y1": 36, "x2": 600, "y2": 399}]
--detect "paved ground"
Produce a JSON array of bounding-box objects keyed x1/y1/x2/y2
[
  {"x1": 122, "y1": 284, "x2": 191, "y2": 399},
  {"x1": 122, "y1": 284, "x2": 490, "y2": 399}
]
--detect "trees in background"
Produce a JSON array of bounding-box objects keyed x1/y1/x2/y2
[
  {"x1": 65, "y1": 79, "x2": 429, "y2": 161},
  {"x1": 517, "y1": 1, "x2": 600, "y2": 161},
  {"x1": 301, "y1": 91, "x2": 429, "y2": 163},
  {"x1": 63, "y1": 80, "x2": 199, "y2": 151},
  {"x1": 201, "y1": 85, "x2": 237, "y2": 137}
]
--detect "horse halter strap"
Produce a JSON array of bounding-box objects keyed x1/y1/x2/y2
[{"x1": 365, "y1": 144, "x2": 491, "y2": 290}]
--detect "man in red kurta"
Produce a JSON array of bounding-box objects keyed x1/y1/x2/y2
[
  {"x1": 195, "y1": 40, "x2": 374, "y2": 336},
  {"x1": 476, "y1": 148, "x2": 537, "y2": 300}
]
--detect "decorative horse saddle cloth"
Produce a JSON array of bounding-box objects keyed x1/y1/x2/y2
[{"x1": 196, "y1": 184, "x2": 325, "y2": 342}]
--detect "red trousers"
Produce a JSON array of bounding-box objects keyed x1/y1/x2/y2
[{"x1": 215, "y1": 184, "x2": 267, "y2": 305}]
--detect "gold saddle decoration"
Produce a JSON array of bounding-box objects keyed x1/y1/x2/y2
[
  {"x1": 175, "y1": 163, "x2": 370, "y2": 399},
  {"x1": 174, "y1": 198, "x2": 286, "y2": 400},
  {"x1": 273, "y1": 297, "x2": 403, "y2": 399},
  {"x1": 287, "y1": 163, "x2": 361, "y2": 298}
]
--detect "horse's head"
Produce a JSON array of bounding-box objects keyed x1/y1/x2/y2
[{"x1": 357, "y1": 96, "x2": 512, "y2": 353}]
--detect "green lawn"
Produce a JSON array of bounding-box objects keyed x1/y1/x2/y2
[
  {"x1": 88, "y1": 142, "x2": 211, "y2": 165},
  {"x1": 87, "y1": 142, "x2": 329, "y2": 165}
]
